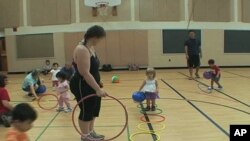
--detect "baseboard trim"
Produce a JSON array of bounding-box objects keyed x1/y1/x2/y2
[
  {"x1": 8, "y1": 72, "x2": 27, "y2": 74},
  {"x1": 7, "y1": 66, "x2": 250, "y2": 74}
]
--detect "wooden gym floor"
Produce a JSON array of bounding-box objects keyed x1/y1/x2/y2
[{"x1": 0, "y1": 68, "x2": 250, "y2": 141}]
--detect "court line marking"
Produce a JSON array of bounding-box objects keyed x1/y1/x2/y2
[
  {"x1": 7, "y1": 75, "x2": 238, "y2": 85},
  {"x1": 11, "y1": 97, "x2": 133, "y2": 103},
  {"x1": 139, "y1": 103, "x2": 158, "y2": 141},
  {"x1": 126, "y1": 123, "x2": 131, "y2": 141},
  {"x1": 13, "y1": 97, "x2": 250, "y2": 116},
  {"x1": 102, "y1": 76, "x2": 238, "y2": 82},
  {"x1": 176, "y1": 89, "x2": 238, "y2": 103},
  {"x1": 179, "y1": 72, "x2": 250, "y2": 108},
  {"x1": 159, "y1": 97, "x2": 250, "y2": 115},
  {"x1": 223, "y1": 71, "x2": 250, "y2": 79},
  {"x1": 161, "y1": 79, "x2": 229, "y2": 136},
  {"x1": 35, "y1": 112, "x2": 60, "y2": 141}
]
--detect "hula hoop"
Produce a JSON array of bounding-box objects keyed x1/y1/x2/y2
[
  {"x1": 136, "y1": 103, "x2": 158, "y2": 108},
  {"x1": 140, "y1": 114, "x2": 166, "y2": 123},
  {"x1": 140, "y1": 108, "x2": 163, "y2": 115},
  {"x1": 129, "y1": 132, "x2": 160, "y2": 141},
  {"x1": 37, "y1": 94, "x2": 59, "y2": 110},
  {"x1": 72, "y1": 94, "x2": 128, "y2": 141},
  {"x1": 137, "y1": 122, "x2": 166, "y2": 133}
]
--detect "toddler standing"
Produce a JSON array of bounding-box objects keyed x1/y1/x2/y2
[
  {"x1": 50, "y1": 63, "x2": 60, "y2": 91},
  {"x1": 139, "y1": 68, "x2": 159, "y2": 111},
  {"x1": 56, "y1": 71, "x2": 72, "y2": 113}
]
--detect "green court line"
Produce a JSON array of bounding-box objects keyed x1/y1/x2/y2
[
  {"x1": 35, "y1": 112, "x2": 60, "y2": 141},
  {"x1": 126, "y1": 123, "x2": 131, "y2": 141}
]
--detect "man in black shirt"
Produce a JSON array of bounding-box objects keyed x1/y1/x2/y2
[{"x1": 184, "y1": 30, "x2": 202, "y2": 80}]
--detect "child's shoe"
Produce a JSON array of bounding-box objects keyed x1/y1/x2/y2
[
  {"x1": 56, "y1": 107, "x2": 64, "y2": 112},
  {"x1": 1, "y1": 115, "x2": 11, "y2": 127},
  {"x1": 195, "y1": 73, "x2": 200, "y2": 78},
  {"x1": 28, "y1": 93, "x2": 34, "y2": 97},
  {"x1": 208, "y1": 87, "x2": 213, "y2": 90},
  {"x1": 145, "y1": 106, "x2": 150, "y2": 111},
  {"x1": 151, "y1": 106, "x2": 156, "y2": 111},
  {"x1": 65, "y1": 107, "x2": 72, "y2": 113},
  {"x1": 217, "y1": 86, "x2": 223, "y2": 90}
]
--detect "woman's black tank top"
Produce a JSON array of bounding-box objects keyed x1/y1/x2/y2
[{"x1": 72, "y1": 46, "x2": 100, "y2": 83}]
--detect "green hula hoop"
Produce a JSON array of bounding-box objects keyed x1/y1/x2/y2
[
  {"x1": 140, "y1": 108, "x2": 163, "y2": 115},
  {"x1": 137, "y1": 103, "x2": 158, "y2": 109}
]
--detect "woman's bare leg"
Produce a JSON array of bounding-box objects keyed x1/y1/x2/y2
[{"x1": 79, "y1": 120, "x2": 91, "y2": 137}]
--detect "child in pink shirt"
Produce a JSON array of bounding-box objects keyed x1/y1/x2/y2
[{"x1": 56, "y1": 71, "x2": 72, "y2": 113}]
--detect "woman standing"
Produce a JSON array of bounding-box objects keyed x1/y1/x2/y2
[{"x1": 70, "y1": 25, "x2": 107, "y2": 141}]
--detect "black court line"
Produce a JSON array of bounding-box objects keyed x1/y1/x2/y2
[
  {"x1": 179, "y1": 72, "x2": 250, "y2": 108},
  {"x1": 139, "y1": 103, "x2": 158, "y2": 141},
  {"x1": 161, "y1": 79, "x2": 229, "y2": 136},
  {"x1": 159, "y1": 97, "x2": 250, "y2": 115},
  {"x1": 223, "y1": 71, "x2": 250, "y2": 79}
]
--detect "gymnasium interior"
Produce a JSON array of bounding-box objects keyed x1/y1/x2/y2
[{"x1": 0, "y1": 0, "x2": 250, "y2": 141}]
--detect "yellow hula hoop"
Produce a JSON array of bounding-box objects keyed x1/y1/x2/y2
[
  {"x1": 129, "y1": 132, "x2": 160, "y2": 141},
  {"x1": 137, "y1": 122, "x2": 166, "y2": 133}
]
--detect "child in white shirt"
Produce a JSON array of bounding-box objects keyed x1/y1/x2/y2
[
  {"x1": 50, "y1": 63, "x2": 60, "y2": 91},
  {"x1": 139, "y1": 68, "x2": 159, "y2": 111}
]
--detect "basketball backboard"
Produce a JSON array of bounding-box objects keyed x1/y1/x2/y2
[{"x1": 84, "y1": 0, "x2": 121, "y2": 7}]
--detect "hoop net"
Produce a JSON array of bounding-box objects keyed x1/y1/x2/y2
[{"x1": 96, "y1": 2, "x2": 109, "y2": 17}]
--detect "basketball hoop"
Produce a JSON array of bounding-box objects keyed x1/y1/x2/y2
[
  {"x1": 85, "y1": 0, "x2": 121, "y2": 18},
  {"x1": 97, "y1": 2, "x2": 109, "y2": 17}
]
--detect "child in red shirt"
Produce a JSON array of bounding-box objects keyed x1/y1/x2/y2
[
  {"x1": 208, "y1": 59, "x2": 223, "y2": 90},
  {"x1": 0, "y1": 74, "x2": 13, "y2": 127},
  {"x1": 6, "y1": 103, "x2": 37, "y2": 141}
]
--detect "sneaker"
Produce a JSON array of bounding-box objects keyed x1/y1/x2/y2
[
  {"x1": 195, "y1": 73, "x2": 200, "y2": 78},
  {"x1": 151, "y1": 106, "x2": 156, "y2": 111},
  {"x1": 64, "y1": 107, "x2": 72, "y2": 113},
  {"x1": 81, "y1": 135, "x2": 103, "y2": 141},
  {"x1": 28, "y1": 93, "x2": 34, "y2": 97},
  {"x1": 90, "y1": 130, "x2": 105, "y2": 140},
  {"x1": 1, "y1": 115, "x2": 11, "y2": 127},
  {"x1": 208, "y1": 87, "x2": 213, "y2": 90},
  {"x1": 145, "y1": 106, "x2": 150, "y2": 111},
  {"x1": 56, "y1": 107, "x2": 64, "y2": 112},
  {"x1": 217, "y1": 86, "x2": 223, "y2": 90}
]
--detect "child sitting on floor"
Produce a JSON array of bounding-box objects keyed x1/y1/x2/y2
[
  {"x1": 42, "y1": 60, "x2": 51, "y2": 75},
  {"x1": 0, "y1": 74, "x2": 13, "y2": 127}
]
